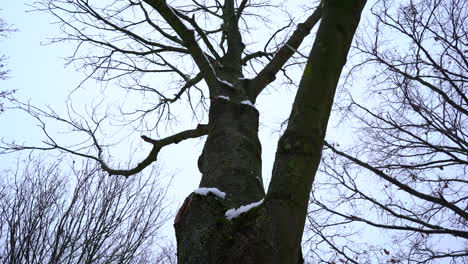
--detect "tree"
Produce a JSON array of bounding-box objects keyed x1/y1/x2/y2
[
  {"x1": 2, "y1": 0, "x2": 368, "y2": 262},
  {"x1": 0, "y1": 16, "x2": 15, "y2": 81},
  {"x1": 0, "y1": 156, "x2": 174, "y2": 264},
  {"x1": 0, "y1": 15, "x2": 16, "y2": 112},
  {"x1": 305, "y1": 0, "x2": 467, "y2": 263}
]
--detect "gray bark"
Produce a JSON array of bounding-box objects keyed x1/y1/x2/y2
[{"x1": 174, "y1": 0, "x2": 367, "y2": 263}]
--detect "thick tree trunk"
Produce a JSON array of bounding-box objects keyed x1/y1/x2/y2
[
  {"x1": 198, "y1": 98, "x2": 264, "y2": 206},
  {"x1": 175, "y1": 1, "x2": 367, "y2": 263}
]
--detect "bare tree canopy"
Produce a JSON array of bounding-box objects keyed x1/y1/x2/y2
[
  {"x1": 0, "y1": 15, "x2": 16, "y2": 112},
  {"x1": 0, "y1": 15, "x2": 16, "y2": 81},
  {"x1": 307, "y1": 0, "x2": 467, "y2": 263},
  {"x1": 0, "y1": 157, "x2": 174, "y2": 264},
  {"x1": 1, "y1": 0, "x2": 369, "y2": 262}
]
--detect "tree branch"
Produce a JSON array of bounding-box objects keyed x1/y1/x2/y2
[
  {"x1": 325, "y1": 206, "x2": 468, "y2": 239},
  {"x1": 174, "y1": 9, "x2": 222, "y2": 62},
  {"x1": 324, "y1": 142, "x2": 468, "y2": 221},
  {"x1": 241, "y1": 51, "x2": 273, "y2": 65},
  {"x1": 222, "y1": 0, "x2": 244, "y2": 74},
  {"x1": 142, "y1": 0, "x2": 219, "y2": 88},
  {"x1": 2, "y1": 99, "x2": 208, "y2": 177},
  {"x1": 107, "y1": 123, "x2": 209, "y2": 177},
  {"x1": 249, "y1": 6, "x2": 322, "y2": 101}
]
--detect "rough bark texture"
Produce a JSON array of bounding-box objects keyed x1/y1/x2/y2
[
  {"x1": 175, "y1": 0, "x2": 367, "y2": 263},
  {"x1": 198, "y1": 98, "x2": 264, "y2": 206}
]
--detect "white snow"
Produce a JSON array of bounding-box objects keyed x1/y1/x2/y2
[
  {"x1": 193, "y1": 187, "x2": 226, "y2": 199},
  {"x1": 240, "y1": 100, "x2": 254, "y2": 106},
  {"x1": 202, "y1": 52, "x2": 217, "y2": 73},
  {"x1": 167, "y1": 5, "x2": 177, "y2": 16},
  {"x1": 216, "y1": 95, "x2": 230, "y2": 101},
  {"x1": 225, "y1": 199, "x2": 264, "y2": 220},
  {"x1": 217, "y1": 78, "x2": 234, "y2": 88}
]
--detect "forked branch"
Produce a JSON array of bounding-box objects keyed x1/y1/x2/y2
[
  {"x1": 250, "y1": 6, "x2": 322, "y2": 100},
  {"x1": 142, "y1": 0, "x2": 219, "y2": 88},
  {"x1": 1, "y1": 100, "x2": 208, "y2": 177},
  {"x1": 324, "y1": 142, "x2": 468, "y2": 220},
  {"x1": 107, "y1": 123, "x2": 209, "y2": 177}
]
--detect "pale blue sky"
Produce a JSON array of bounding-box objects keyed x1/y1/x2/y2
[
  {"x1": 0, "y1": 0, "x2": 388, "y2": 257},
  {"x1": 0, "y1": 0, "x2": 303, "y2": 222},
  {"x1": 0, "y1": 1, "x2": 341, "y2": 248},
  {"x1": 3, "y1": 2, "x2": 465, "y2": 263}
]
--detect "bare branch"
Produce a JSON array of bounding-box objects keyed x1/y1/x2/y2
[
  {"x1": 250, "y1": 6, "x2": 322, "y2": 100},
  {"x1": 324, "y1": 141, "x2": 468, "y2": 222},
  {"x1": 142, "y1": 0, "x2": 219, "y2": 88}
]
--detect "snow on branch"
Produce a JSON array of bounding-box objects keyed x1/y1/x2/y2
[
  {"x1": 217, "y1": 78, "x2": 234, "y2": 88},
  {"x1": 240, "y1": 100, "x2": 254, "y2": 107},
  {"x1": 216, "y1": 95, "x2": 230, "y2": 101},
  {"x1": 225, "y1": 199, "x2": 264, "y2": 220},
  {"x1": 193, "y1": 187, "x2": 226, "y2": 199}
]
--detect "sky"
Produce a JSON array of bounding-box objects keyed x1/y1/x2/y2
[
  {"x1": 0, "y1": 0, "x2": 315, "y2": 244},
  {"x1": 1, "y1": 0, "x2": 343, "y2": 203},
  {"x1": 3, "y1": 1, "x2": 465, "y2": 263},
  {"x1": 2, "y1": 1, "x2": 466, "y2": 263},
  {"x1": 2, "y1": 1, "x2": 436, "y2": 261}
]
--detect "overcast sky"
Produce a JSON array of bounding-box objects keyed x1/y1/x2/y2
[
  {"x1": 0, "y1": 1, "x2": 366, "y2": 247},
  {"x1": 0, "y1": 1, "x2": 313, "y2": 240},
  {"x1": 2, "y1": 2, "x2": 465, "y2": 263}
]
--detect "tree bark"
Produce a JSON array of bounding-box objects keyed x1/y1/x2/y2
[{"x1": 174, "y1": 1, "x2": 367, "y2": 263}]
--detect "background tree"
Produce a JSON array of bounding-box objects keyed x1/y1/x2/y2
[
  {"x1": 0, "y1": 15, "x2": 16, "y2": 81},
  {"x1": 0, "y1": 15, "x2": 16, "y2": 112},
  {"x1": 305, "y1": 0, "x2": 467, "y2": 263},
  {"x1": 1, "y1": 0, "x2": 368, "y2": 262},
  {"x1": 0, "y1": 156, "x2": 174, "y2": 264}
]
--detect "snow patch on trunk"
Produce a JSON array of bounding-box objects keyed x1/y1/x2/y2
[
  {"x1": 240, "y1": 100, "x2": 254, "y2": 107},
  {"x1": 225, "y1": 199, "x2": 264, "y2": 220},
  {"x1": 217, "y1": 78, "x2": 234, "y2": 87},
  {"x1": 216, "y1": 95, "x2": 230, "y2": 101},
  {"x1": 193, "y1": 187, "x2": 226, "y2": 200}
]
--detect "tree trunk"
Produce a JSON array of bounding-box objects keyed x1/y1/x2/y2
[{"x1": 174, "y1": 1, "x2": 367, "y2": 263}]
